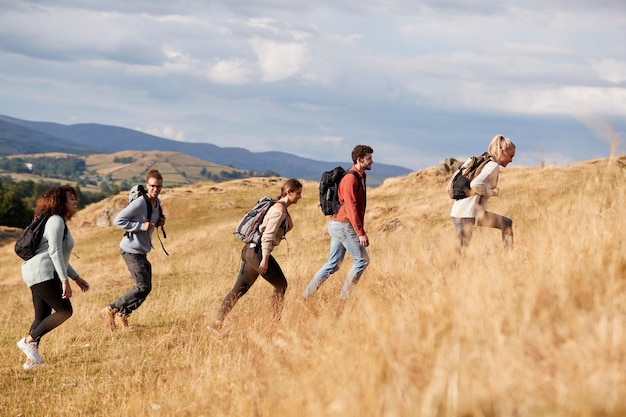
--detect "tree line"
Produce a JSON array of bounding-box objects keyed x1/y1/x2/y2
[
  {"x1": 0, "y1": 156, "x2": 86, "y2": 181},
  {"x1": 0, "y1": 177, "x2": 111, "y2": 228}
]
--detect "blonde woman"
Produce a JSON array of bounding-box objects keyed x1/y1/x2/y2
[{"x1": 450, "y1": 134, "x2": 516, "y2": 253}]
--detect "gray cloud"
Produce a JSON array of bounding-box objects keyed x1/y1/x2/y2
[{"x1": 0, "y1": 0, "x2": 624, "y2": 171}]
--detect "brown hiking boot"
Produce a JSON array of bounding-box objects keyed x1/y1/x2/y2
[
  {"x1": 99, "y1": 306, "x2": 118, "y2": 331},
  {"x1": 115, "y1": 313, "x2": 129, "y2": 330}
]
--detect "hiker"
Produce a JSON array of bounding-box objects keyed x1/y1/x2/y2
[
  {"x1": 209, "y1": 178, "x2": 303, "y2": 331},
  {"x1": 450, "y1": 134, "x2": 516, "y2": 253},
  {"x1": 99, "y1": 169, "x2": 166, "y2": 330},
  {"x1": 303, "y1": 145, "x2": 373, "y2": 300},
  {"x1": 17, "y1": 185, "x2": 90, "y2": 370}
]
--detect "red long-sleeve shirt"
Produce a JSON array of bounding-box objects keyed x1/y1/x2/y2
[{"x1": 332, "y1": 166, "x2": 366, "y2": 236}]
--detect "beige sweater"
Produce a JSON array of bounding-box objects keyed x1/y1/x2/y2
[{"x1": 259, "y1": 202, "x2": 293, "y2": 258}]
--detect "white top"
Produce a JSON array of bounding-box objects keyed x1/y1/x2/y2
[{"x1": 450, "y1": 160, "x2": 500, "y2": 219}]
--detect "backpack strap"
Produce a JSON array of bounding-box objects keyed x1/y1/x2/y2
[
  {"x1": 142, "y1": 194, "x2": 153, "y2": 221},
  {"x1": 152, "y1": 198, "x2": 169, "y2": 256},
  {"x1": 341, "y1": 169, "x2": 366, "y2": 207}
]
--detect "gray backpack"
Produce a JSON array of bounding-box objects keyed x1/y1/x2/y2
[{"x1": 234, "y1": 197, "x2": 287, "y2": 244}]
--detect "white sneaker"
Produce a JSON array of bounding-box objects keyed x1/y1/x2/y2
[
  {"x1": 17, "y1": 337, "x2": 43, "y2": 364},
  {"x1": 207, "y1": 323, "x2": 223, "y2": 336},
  {"x1": 23, "y1": 359, "x2": 46, "y2": 370}
]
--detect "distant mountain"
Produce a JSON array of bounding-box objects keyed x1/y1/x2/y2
[
  {"x1": 0, "y1": 115, "x2": 412, "y2": 186},
  {"x1": 0, "y1": 118, "x2": 102, "y2": 155}
]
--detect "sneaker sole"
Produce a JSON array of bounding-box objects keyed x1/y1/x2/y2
[{"x1": 23, "y1": 361, "x2": 46, "y2": 370}]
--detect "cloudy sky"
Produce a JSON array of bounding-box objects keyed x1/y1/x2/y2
[{"x1": 0, "y1": 0, "x2": 624, "y2": 171}]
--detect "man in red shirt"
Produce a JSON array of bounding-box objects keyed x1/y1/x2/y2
[{"x1": 303, "y1": 145, "x2": 374, "y2": 300}]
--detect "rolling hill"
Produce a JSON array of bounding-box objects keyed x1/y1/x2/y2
[{"x1": 0, "y1": 114, "x2": 412, "y2": 186}]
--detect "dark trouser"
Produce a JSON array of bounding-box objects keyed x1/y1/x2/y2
[
  {"x1": 29, "y1": 275, "x2": 73, "y2": 344},
  {"x1": 111, "y1": 249, "x2": 152, "y2": 316},
  {"x1": 216, "y1": 245, "x2": 288, "y2": 324},
  {"x1": 453, "y1": 211, "x2": 514, "y2": 253}
]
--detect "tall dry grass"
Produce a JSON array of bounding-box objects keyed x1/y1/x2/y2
[{"x1": 1, "y1": 158, "x2": 625, "y2": 417}]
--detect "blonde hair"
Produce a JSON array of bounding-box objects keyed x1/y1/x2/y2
[{"x1": 488, "y1": 134, "x2": 516, "y2": 160}]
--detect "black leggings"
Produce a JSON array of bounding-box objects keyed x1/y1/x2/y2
[
  {"x1": 216, "y1": 245, "x2": 288, "y2": 323},
  {"x1": 29, "y1": 277, "x2": 73, "y2": 344}
]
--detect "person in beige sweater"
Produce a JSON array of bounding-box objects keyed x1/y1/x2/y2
[
  {"x1": 450, "y1": 134, "x2": 516, "y2": 254},
  {"x1": 209, "y1": 178, "x2": 303, "y2": 332}
]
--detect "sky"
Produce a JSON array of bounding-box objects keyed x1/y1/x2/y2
[{"x1": 0, "y1": 0, "x2": 624, "y2": 171}]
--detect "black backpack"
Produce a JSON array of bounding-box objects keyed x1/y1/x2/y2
[
  {"x1": 15, "y1": 213, "x2": 66, "y2": 261},
  {"x1": 319, "y1": 166, "x2": 359, "y2": 216},
  {"x1": 448, "y1": 152, "x2": 493, "y2": 200}
]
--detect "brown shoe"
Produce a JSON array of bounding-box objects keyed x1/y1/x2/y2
[
  {"x1": 99, "y1": 306, "x2": 118, "y2": 331},
  {"x1": 115, "y1": 313, "x2": 129, "y2": 330}
]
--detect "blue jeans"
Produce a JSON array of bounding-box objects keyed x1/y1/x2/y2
[{"x1": 302, "y1": 221, "x2": 370, "y2": 299}]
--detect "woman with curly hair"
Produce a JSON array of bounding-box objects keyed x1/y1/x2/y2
[{"x1": 17, "y1": 184, "x2": 90, "y2": 370}]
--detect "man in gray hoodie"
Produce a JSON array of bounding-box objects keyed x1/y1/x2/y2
[{"x1": 99, "y1": 169, "x2": 165, "y2": 330}]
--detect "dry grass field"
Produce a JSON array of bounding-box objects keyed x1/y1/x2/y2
[{"x1": 1, "y1": 156, "x2": 625, "y2": 417}]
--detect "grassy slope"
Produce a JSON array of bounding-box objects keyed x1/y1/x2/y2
[{"x1": 0, "y1": 157, "x2": 625, "y2": 417}]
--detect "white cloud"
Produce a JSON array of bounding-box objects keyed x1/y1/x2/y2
[
  {"x1": 207, "y1": 58, "x2": 255, "y2": 85},
  {"x1": 0, "y1": 0, "x2": 624, "y2": 171},
  {"x1": 590, "y1": 58, "x2": 626, "y2": 84},
  {"x1": 249, "y1": 38, "x2": 312, "y2": 82},
  {"x1": 141, "y1": 125, "x2": 187, "y2": 142},
  {"x1": 322, "y1": 136, "x2": 344, "y2": 145}
]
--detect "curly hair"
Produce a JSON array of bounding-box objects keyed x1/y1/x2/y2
[
  {"x1": 351, "y1": 145, "x2": 374, "y2": 164},
  {"x1": 34, "y1": 184, "x2": 79, "y2": 220}
]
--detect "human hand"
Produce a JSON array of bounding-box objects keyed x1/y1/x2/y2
[
  {"x1": 258, "y1": 257, "x2": 269, "y2": 276},
  {"x1": 62, "y1": 280, "x2": 72, "y2": 299},
  {"x1": 75, "y1": 277, "x2": 90, "y2": 292}
]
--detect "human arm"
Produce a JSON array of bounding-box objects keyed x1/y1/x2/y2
[
  {"x1": 65, "y1": 262, "x2": 90, "y2": 292},
  {"x1": 259, "y1": 204, "x2": 289, "y2": 261},
  {"x1": 46, "y1": 216, "x2": 72, "y2": 282},
  {"x1": 339, "y1": 172, "x2": 367, "y2": 238},
  {"x1": 470, "y1": 161, "x2": 500, "y2": 197},
  {"x1": 258, "y1": 254, "x2": 270, "y2": 276},
  {"x1": 114, "y1": 197, "x2": 153, "y2": 232}
]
